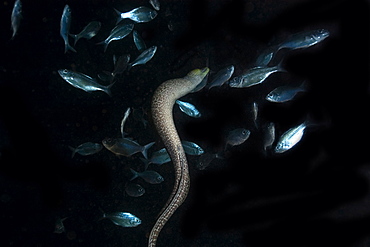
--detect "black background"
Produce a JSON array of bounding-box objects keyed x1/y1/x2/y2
[{"x1": 0, "y1": 0, "x2": 369, "y2": 246}]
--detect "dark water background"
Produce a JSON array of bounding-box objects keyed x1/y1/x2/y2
[{"x1": 0, "y1": 0, "x2": 369, "y2": 246}]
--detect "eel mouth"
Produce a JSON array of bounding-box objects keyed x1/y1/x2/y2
[
  {"x1": 200, "y1": 67, "x2": 210, "y2": 74},
  {"x1": 187, "y1": 67, "x2": 209, "y2": 77}
]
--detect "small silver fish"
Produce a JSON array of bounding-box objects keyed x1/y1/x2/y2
[
  {"x1": 60, "y1": 5, "x2": 76, "y2": 53},
  {"x1": 100, "y1": 54, "x2": 131, "y2": 82},
  {"x1": 275, "y1": 122, "x2": 307, "y2": 153},
  {"x1": 102, "y1": 137, "x2": 154, "y2": 159},
  {"x1": 140, "y1": 148, "x2": 171, "y2": 169},
  {"x1": 97, "y1": 23, "x2": 134, "y2": 52},
  {"x1": 278, "y1": 29, "x2": 330, "y2": 50},
  {"x1": 149, "y1": 0, "x2": 160, "y2": 11},
  {"x1": 207, "y1": 65, "x2": 235, "y2": 89},
  {"x1": 128, "y1": 46, "x2": 157, "y2": 69},
  {"x1": 182, "y1": 141, "x2": 204, "y2": 155},
  {"x1": 113, "y1": 54, "x2": 130, "y2": 76},
  {"x1": 229, "y1": 63, "x2": 284, "y2": 88},
  {"x1": 133, "y1": 30, "x2": 147, "y2": 52},
  {"x1": 54, "y1": 217, "x2": 68, "y2": 233},
  {"x1": 226, "y1": 128, "x2": 251, "y2": 148},
  {"x1": 266, "y1": 81, "x2": 307, "y2": 103},
  {"x1": 58, "y1": 69, "x2": 114, "y2": 96},
  {"x1": 70, "y1": 21, "x2": 101, "y2": 45},
  {"x1": 252, "y1": 102, "x2": 258, "y2": 128},
  {"x1": 11, "y1": 0, "x2": 22, "y2": 40},
  {"x1": 191, "y1": 71, "x2": 209, "y2": 92},
  {"x1": 68, "y1": 142, "x2": 102, "y2": 158},
  {"x1": 125, "y1": 182, "x2": 145, "y2": 197},
  {"x1": 115, "y1": 6, "x2": 157, "y2": 23},
  {"x1": 195, "y1": 153, "x2": 221, "y2": 170},
  {"x1": 254, "y1": 45, "x2": 279, "y2": 67},
  {"x1": 121, "y1": 107, "x2": 131, "y2": 138},
  {"x1": 263, "y1": 122, "x2": 275, "y2": 152},
  {"x1": 175, "y1": 100, "x2": 201, "y2": 118},
  {"x1": 130, "y1": 168, "x2": 164, "y2": 184},
  {"x1": 101, "y1": 212, "x2": 141, "y2": 227}
]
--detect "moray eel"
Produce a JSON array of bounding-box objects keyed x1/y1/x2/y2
[{"x1": 149, "y1": 67, "x2": 209, "y2": 247}]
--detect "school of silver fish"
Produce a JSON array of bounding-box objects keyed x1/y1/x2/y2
[{"x1": 8, "y1": 0, "x2": 331, "y2": 243}]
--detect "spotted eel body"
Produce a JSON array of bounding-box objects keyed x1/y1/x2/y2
[{"x1": 149, "y1": 67, "x2": 209, "y2": 247}]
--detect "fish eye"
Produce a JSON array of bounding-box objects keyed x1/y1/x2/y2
[{"x1": 63, "y1": 69, "x2": 68, "y2": 73}]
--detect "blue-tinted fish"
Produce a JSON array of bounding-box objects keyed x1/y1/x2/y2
[
  {"x1": 115, "y1": 6, "x2": 157, "y2": 23},
  {"x1": 266, "y1": 81, "x2": 307, "y2": 103},
  {"x1": 68, "y1": 142, "x2": 102, "y2": 158},
  {"x1": 113, "y1": 54, "x2": 130, "y2": 76},
  {"x1": 275, "y1": 121, "x2": 307, "y2": 153},
  {"x1": 128, "y1": 46, "x2": 157, "y2": 69},
  {"x1": 229, "y1": 62, "x2": 284, "y2": 88},
  {"x1": 70, "y1": 21, "x2": 101, "y2": 45},
  {"x1": 263, "y1": 122, "x2": 275, "y2": 152},
  {"x1": 11, "y1": 0, "x2": 22, "y2": 40},
  {"x1": 120, "y1": 107, "x2": 131, "y2": 138},
  {"x1": 182, "y1": 141, "x2": 204, "y2": 155},
  {"x1": 254, "y1": 45, "x2": 279, "y2": 67},
  {"x1": 99, "y1": 54, "x2": 131, "y2": 82},
  {"x1": 102, "y1": 137, "x2": 154, "y2": 159},
  {"x1": 278, "y1": 29, "x2": 330, "y2": 50},
  {"x1": 130, "y1": 168, "x2": 164, "y2": 184},
  {"x1": 175, "y1": 100, "x2": 201, "y2": 118},
  {"x1": 226, "y1": 128, "x2": 250, "y2": 148},
  {"x1": 140, "y1": 148, "x2": 171, "y2": 169},
  {"x1": 149, "y1": 0, "x2": 160, "y2": 11},
  {"x1": 60, "y1": 5, "x2": 76, "y2": 53},
  {"x1": 97, "y1": 23, "x2": 134, "y2": 52},
  {"x1": 133, "y1": 30, "x2": 147, "y2": 52},
  {"x1": 252, "y1": 102, "x2": 258, "y2": 128},
  {"x1": 125, "y1": 182, "x2": 145, "y2": 197},
  {"x1": 207, "y1": 65, "x2": 235, "y2": 89},
  {"x1": 195, "y1": 153, "x2": 221, "y2": 170},
  {"x1": 191, "y1": 71, "x2": 209, "y2": 92},
  {"x1": 100, "y1": 211, "x2": 141, "y2": 227},
  {"x1": 54, "y1": 217, "x2": 68, "y2": 233},
  {"x1": 58, "y1": 69, "x2": 114, "y2": 96},
  {"x1": 255, "y1": 29, "x2": 329, "y2": 67}
]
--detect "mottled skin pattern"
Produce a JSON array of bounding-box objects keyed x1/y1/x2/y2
[{"x1": 149, "y1": 68, "x2": 209, "y2": 247}]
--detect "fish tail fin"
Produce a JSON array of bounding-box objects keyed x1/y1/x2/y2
[
  {"x1": 68, "y1": 146, "x2": 76, "y2": 158},
  {"x1": 276, "y1": 59, "x2": 286, "y2": 73},
  {"x1": 96, "y1": 40, "x2": 109, "y2": 52},
  {"x1": 129, "y1": 168, "x2": 139, "y2": 181},
  {"x1": 139, "y1": 157, "x2": 151, "y2": 170},
  {"x1": 69, "y1": 34, "x2": 79, "y2": 46},
  {"x1": 97, "y1": 207, "x2": 106, "y2": 221},
  {"x1": 126, "y1": 63, "x2": 133, "y2": 71},
  {"x1": 103, "y1": 81, "x2": 115, "y2": 97},
  {"x1": 114, "y1": 8, "x2": 124, "y2": 24},
  {"x1": 304, "y1": 113, "x2": 331, "y2": 131},
  {"x1": 299, "y1": 80, "x2": 309, "y2": 92},
  {"x1": 141, "y1": 142, "x2": 155, "y2": 159},
  {"x1": 64, "y1": 43, "x2": 76, "y2": 53}
]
